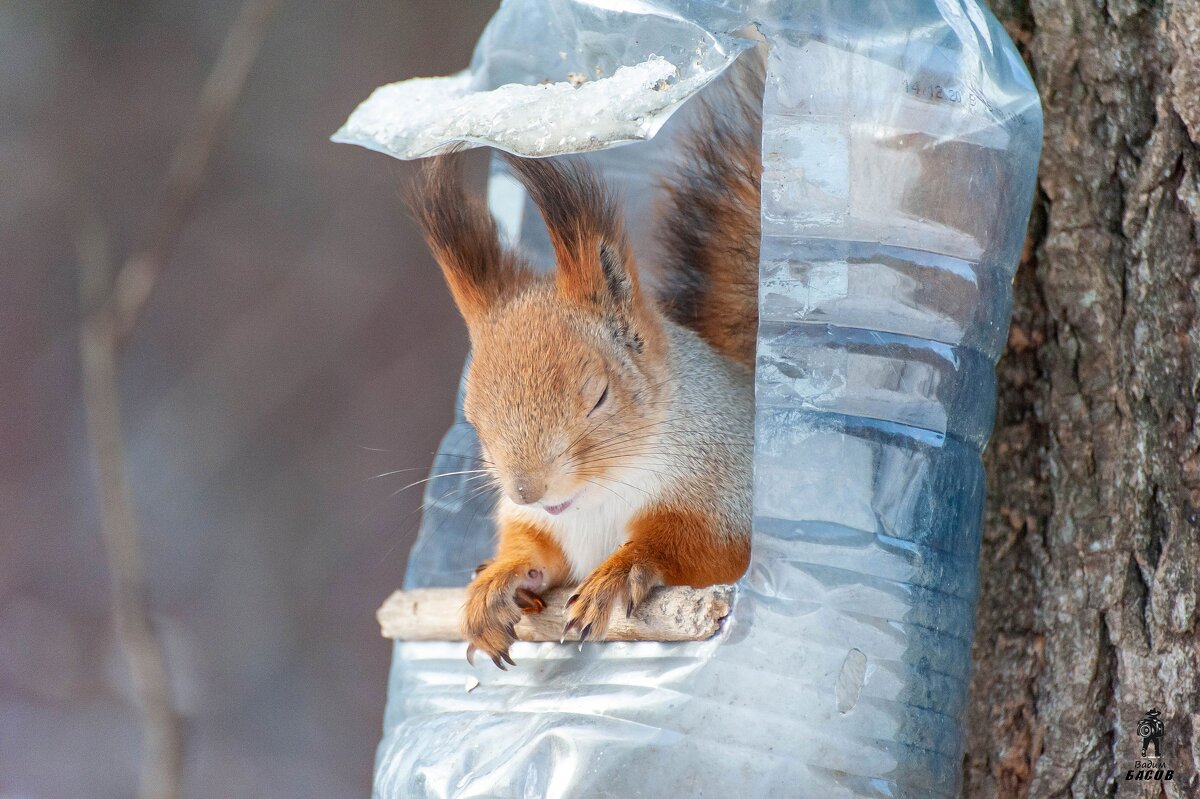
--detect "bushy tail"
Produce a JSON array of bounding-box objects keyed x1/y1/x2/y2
[{"x1": 655, "y1": 57, "x2": 763, "y2": 370}]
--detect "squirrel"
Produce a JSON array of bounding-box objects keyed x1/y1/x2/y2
[{"x1": 408, "y1": 64, "x2": 762, "y2": 669}]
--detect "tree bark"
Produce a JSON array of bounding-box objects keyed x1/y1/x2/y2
[{"x1": 966, "y1": 2, "x2": 1200, "y2": 797}]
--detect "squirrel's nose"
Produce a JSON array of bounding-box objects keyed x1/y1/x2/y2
[{"x1": 510, "y1": 477, "x2": 546, "y2": 506}]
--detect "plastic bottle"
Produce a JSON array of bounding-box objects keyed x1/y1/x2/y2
[{"x1": 362, "y1": 2, "x2": 1042, "y2": 796}]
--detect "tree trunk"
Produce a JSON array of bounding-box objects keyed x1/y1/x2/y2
[{"x1": 965, "y1": 2, "x2": 1200, "y2": 797}]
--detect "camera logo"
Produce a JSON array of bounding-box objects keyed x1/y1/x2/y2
[
  {"x1": 1125, "y1": 707, "x2": 1173, "y2": 783},
  {"x1": 1137, "y1": 708, "x2": 1164, "y2": 757}
]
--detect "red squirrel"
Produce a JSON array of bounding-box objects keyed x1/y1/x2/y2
[{"x1": 408, "y1": 68, "x2": 762, "y2": 668}]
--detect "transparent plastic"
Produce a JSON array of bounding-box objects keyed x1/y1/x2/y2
[{"x1": 337, "y1": 2, "x2": 1042, "y2": 797}]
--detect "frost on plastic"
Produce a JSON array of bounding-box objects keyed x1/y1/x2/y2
[{"x1": 338, "y1": 2, "x2": 1042, "y2": 797}]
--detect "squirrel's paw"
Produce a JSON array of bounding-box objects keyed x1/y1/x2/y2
[
  {"x1": 462, "y1": 569, "x2": 522, "y2": 669},
  {"x1": 474, "y1": 561, "x2": 546, "y2": 611},
  {"x1": 462, "y1": 565, "x2": 546, "y2": 669},
  {"x1": 563, "y1": 560, "x2": 657, "y2": 644}
]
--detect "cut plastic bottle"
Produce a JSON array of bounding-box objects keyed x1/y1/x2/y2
[{"x1": 337, "y1": 2, "x2": 1043, "y2": 797}]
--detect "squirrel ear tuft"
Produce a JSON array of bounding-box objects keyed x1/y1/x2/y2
[
  {"x1": 598, "y1": 240, "x2": 633, "y2": 310},
  {"x1": 501, "y1": 154, "x2": 640, "y2": 322},
  {"x1": 408, "y1": 153, "x2": 527, "y2": 323}
]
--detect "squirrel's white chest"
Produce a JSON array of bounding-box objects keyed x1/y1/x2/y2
[
  {"x1": 545, "y1": 494, "x2": 639, "y2": 581},
  {"x1": 501, "y1": 464, "x2": 666, "y2": 583}
]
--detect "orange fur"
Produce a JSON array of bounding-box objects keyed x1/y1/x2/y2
[
  {"x1": 408, "y1": 154, "x2": 532, "y2": 323},
  {"x1": 454, "y1": 157, "x2": 674, "y2": 509},
  {"x1": 408, "y1": 146, "x2": 756, "y2": 666},
  {"x1": 628, "y1": 506, "x2": 750, "y2": 587},
  {"x1": 461, "y1": 519, "x2": 571, "y2": 667},
  {"x1": 656, "y1": 64, "x2": 763, "y2": 370},
  {"x1": 494, "y1": 519, "x2": 573, "y2": 584},
  {"x1": 562, "y1": 506, "x2": 750, "y2": 641},
  {"x1": 501, "y1": 155, "x2": 664, "y2": 357}
]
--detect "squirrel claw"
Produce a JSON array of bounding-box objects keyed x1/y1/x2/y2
[
  {"x1": 466, "y1": 644, "x2": 477, "y2": 666},
  {"x1": 561, "y1": 618, "x2": 580, "y2": 643},
  {"x1": 514, "y1": 588, "x2": 545, "y2": 614},
  {"x1": 500, "y1": 650, "x2": 516, "y2": 667},
  {"x1": 491, "y1": 654, "x2": 508, "y2": 671},
  {"x1": 565, "y1": 593, "x2": 580, "y2": 608}
]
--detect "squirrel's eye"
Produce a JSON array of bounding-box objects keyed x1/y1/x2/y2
[{"x1": 588, "y1": 384, "x2": 609, "y2": 416}]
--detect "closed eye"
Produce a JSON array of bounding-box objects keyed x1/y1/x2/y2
[{"x1": 588, "y1": 384, "x2": 609, "y2": 417}]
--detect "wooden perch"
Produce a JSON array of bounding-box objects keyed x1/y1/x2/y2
[{"x1": 378, "y1": 585, "x2": 735, "y2": 643}]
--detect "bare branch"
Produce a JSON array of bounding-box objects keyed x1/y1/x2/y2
[
  {"x1": 108, "y1": 0, "x2": 282, "y2": 351},
  {"x1": 77, "y1": 2, "x2": 280, "y2": 797},
  {"x1": 79, "y1": 236, "x2": 185, "y2": 799}
]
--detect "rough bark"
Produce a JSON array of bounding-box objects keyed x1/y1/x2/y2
[{"x1": 966, "y1": 2, "x2": 1200, "y2": 797}]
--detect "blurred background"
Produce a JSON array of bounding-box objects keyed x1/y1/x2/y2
[{"x1": 1, "y1": 1, "x2": 498, "y2": 796}]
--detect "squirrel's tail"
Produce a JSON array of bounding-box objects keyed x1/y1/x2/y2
[{"x1": 655, "y1": 57, "x2": 763, "y2": 370}]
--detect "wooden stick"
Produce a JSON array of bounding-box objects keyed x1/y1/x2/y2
[{"x1": 378, "y1": 585, "x2": 735, "y2": 643}]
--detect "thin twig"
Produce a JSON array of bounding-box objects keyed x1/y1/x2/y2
[
  {"x1": 77, "y1": 2, "x2": 280, "y2": 798},
  {"x1": 107, "y1": 0, "x2": 281, "y2": 349},
  {"x1": 79, "y1": 251, "x2": 185, "y2": 799}
]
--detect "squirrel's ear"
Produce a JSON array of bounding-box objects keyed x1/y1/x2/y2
[
  {"x1": 501, "y1": 154, "x2": 640, "y2": 325},
  {"x1": 408, "y1": 154, "x2": 526, "y2": 323}
]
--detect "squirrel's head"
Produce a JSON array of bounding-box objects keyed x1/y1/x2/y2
[{"x1": 410, "y1": 153, "x2": 669, "y2": 512}]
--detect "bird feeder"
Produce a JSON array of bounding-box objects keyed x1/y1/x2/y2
[{"x1": 335, "y1": 1, "x2": 1042, "y2": 796}]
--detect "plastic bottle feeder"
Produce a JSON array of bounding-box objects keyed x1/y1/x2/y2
[{"x1": 335, "y1": 2, "x2": 1042, "y2": 796}]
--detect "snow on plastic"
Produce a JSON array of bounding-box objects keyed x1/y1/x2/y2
[{"x1": 333, "y1": 55, "x2": 722, "y2": 159}]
